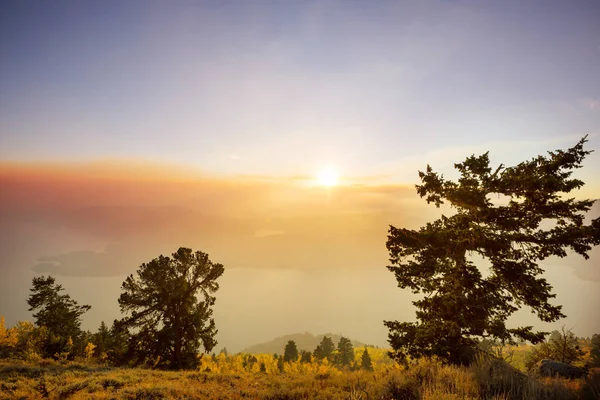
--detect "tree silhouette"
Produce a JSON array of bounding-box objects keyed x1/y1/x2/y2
[
  {"x1": 27, "y1": 276, "x2": 91, "y2": 359},
  {"x1": 283, "y1": 340, "x2": 299, "y2": 362},
  {"x1": 106, "y1": 319, "x2": 130, "y2": 365},
  {"x1": 118, "y1": 247, "x2": 224, "y2": 369},
  {"x1": 92, "y1": 321, "x2": 110, "y2": 357},
  {"x1": 335, "y1": 336, "x2": 354, "y2": 367},
  {"x1": 361, "y1": 348, "x2": 374, "y2": 371},
  {"x1": 300, "y1": 349, "x2": 312, "y2": 363},
  {"x1": 313, "y1": 336, "x2": 335, "y2": 361},
  {"x1": 385, "y1": 137, "x2": 600, "y2": 365}
]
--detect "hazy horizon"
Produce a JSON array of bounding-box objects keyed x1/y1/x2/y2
[{"x1": 1, "y1": 0, "x2": 600, "y2": 352}]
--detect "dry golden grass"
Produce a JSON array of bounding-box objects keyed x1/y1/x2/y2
[{"x1": 0, "y1": 357, "x2": 597, "y2": 399}]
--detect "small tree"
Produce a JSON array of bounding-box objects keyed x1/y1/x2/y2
[
  {"x1": 313, "y1": 336, "x2": 335, "y2": 361},
  {"x1": 283, "y1": 340, "x2": 299, "y2": 362},
  {"x1": 27, "y1": 276, "x2": 91, "y2": 359},
  {"x1": 385, "y1": 137, "x2": 600, "y2": 365},
  {"x1": 84, "y1": 342, "x2": 96, "y2": 361},
  {"x1": 105, "y1": 319, "x2": 130, "y2": 365},
  {"x1": 361, "y1": 348, "x2": 374, "y2": 371},
  {"x1": 336, "y1": 336, "x2": 354, "y2": 367},
  {"x1": 0, "y1": 317, "x2": 19, "y2": 357},
  {"x1": 92, "y1": 321, "x2": 110, "y2": 358},
  {"x1": 300, "y1": 349, "x2": 312, "y2": 363},
  {"x1": 118, "y1": 248, "x2": 224, "y2": 369},
  {"x1": 277, "y1": 355, "x2": 284, "y2": 372},
  {"x1": 525, "y1": 327, "x2": 585, "y2": 371}
]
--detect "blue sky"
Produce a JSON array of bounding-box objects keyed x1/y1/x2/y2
[{"x1": 2, "y1": 0, "x2": 599, "y2": 179}]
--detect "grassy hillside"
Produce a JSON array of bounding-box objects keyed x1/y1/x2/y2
[
  {"x1": 242, "y1": 332, "x2": 369, "y2": 355},
  {"x1": 1, "y1": 356, "x2": 598, "y2": 399}
]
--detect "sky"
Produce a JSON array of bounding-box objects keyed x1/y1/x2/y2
[{"x1": 1, "y1": 0, "x2": 600, "y2": 351}]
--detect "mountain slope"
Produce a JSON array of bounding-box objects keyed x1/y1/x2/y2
[{"x1": 242, "y1": 332, "x2": 370, "y2": 354}]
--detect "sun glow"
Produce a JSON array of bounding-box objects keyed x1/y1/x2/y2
[{"x1": 316, "y1": 166, "x2": 339, "y2": 187}]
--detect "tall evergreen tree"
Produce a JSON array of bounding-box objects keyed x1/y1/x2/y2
[
  {"x1": 92, "y1": 321, "x2": 110, "y2": 357},
  {"x1": 336, "y1": 336, "x2": 354, "y2": 367},
  {"x1": 385, "y1": 137, "x2": 600, "y2": 365},
  {"x1": 313, "y1": 336, "x2": 335, "y2": 361},
  {"x1": 283, "y1": 340, "x2": 299, "y2": 362},
  {"x1": 118, "y1": 247, "x2": 224, "y2": 369},
  {"x1": 361, "y1": 348, "x2": 374, "y2": 371},
  {"x1": 27, "y1": 276, "x2": 91, "y2": 358},
  {"x1": 106, "y1": 319, "x2": 130, "y2": 365}
]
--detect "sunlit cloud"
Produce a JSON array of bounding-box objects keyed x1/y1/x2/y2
[{"x1": 0, "y1": 160, "x2": 421, "y2": 277}]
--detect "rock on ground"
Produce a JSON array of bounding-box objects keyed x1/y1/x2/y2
[{"x1": 536, "y1": 359, "x2": 587, "y2": 379}]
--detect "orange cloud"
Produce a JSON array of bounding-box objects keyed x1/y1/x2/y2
[
  {"x1": 4, "y1": 160, "x2": 597, "y2": 283},
  {"x1": 0, "y1": 161, "x2": 422, "y2": 277}
]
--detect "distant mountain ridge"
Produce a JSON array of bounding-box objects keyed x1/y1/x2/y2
[{"x1": 242, "y1": 332, "x2": 370, "y2": 354}]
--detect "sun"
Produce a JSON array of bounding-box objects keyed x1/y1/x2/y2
[{"x1": 316, "y1": 166, "x2": 339, "y2": 187}]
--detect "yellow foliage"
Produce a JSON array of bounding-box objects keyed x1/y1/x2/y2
[
  {"x1": 0, "y1": 316, "x2": 19, "y2": 348},
  {"x1": 84, "y1": 342, "x2": 96, "y2": 361}
]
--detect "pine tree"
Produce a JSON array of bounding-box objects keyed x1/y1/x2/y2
[
  {"x1": 313, "y1": 336, "x2": 335, "y2": 361},
  {"x1": 92, "y1": 321, "x2": 110, "y2": 357},
  {"x1": 283, "y1": 340, "x2": 299, "y2": 362},
  {"x1": 300, "y1": 350, "x2": 312, "y2": 363},
  {"x1": 27, "y1": 276, "x2": 91, "y2": 359},
  {"x1": 336, "y1": 336, "x2": 354, "y2": 367},
  {"x1": 385, "y1": 137, "x2": 600, "y2": 365},
  {"x1": 106, "y1": 319, "x2": 130, "y2": 365},
  {"x1": 361, "y1": 348, "x2": 374, "y2": 371},
  {"x1": 118, "y1": 248, "x2": 224, "y2": 369}
]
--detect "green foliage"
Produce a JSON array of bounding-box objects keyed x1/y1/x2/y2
[
  {"x1": 243, "y1": 354, "x2": 258, "y2": 370},
  {"x1": 313, "y1": 336, "x2": 335, "y2": 362},
  {"x1": 591, "y1": 334, "x2": 600, "y2": 367},
  {"x1": 361, "y1": 348, "x2": 374, "y2": 371},
  {"x1": 283, "y1": 340, "x2": 299, "y2": 362},
  {"x1": 91, "y1": 321, "x2": 110, "y2": 358},
  {"x1": 118, "y1": 247, "x2": 224, "y2": 369},
  {"x1": 335, "y1": 336, "x2": 354, "y2": 367},
  {"x1": 385, "y1": 137, "x2": 600, "y2": 365},
  {"x1": 525, "y1": 327, "x2": 585, "y2": 372},
  {"x1": 104, "y1": 320, "x2": 130, "y2": 366},
  {"x1": 26, "y1": 276, "x2": 91, "y2": 359},
  {"x1": 300, "y1": 350, "x2": 312, "y2": 363}
]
